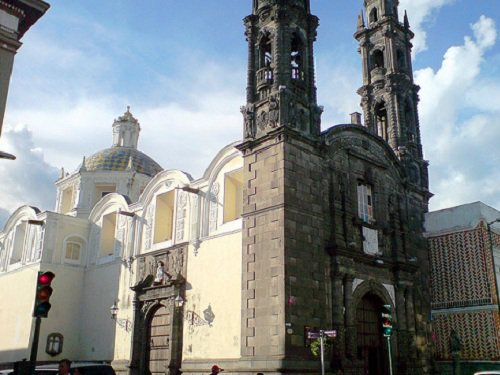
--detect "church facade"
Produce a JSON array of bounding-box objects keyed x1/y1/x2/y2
[{"x1": 0, "y1": 1, "x2": 432, "y2": 375}]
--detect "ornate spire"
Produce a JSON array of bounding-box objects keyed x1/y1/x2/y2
[
  {"x1": 79, "y1": 156, "x2": 87, "y2": 172},
  {"x1": 112, "y1": 106, "x2": 141, "y2": 149},
  {"x1": 357, "y1": 11, "x2": 365, "y2": 31}
]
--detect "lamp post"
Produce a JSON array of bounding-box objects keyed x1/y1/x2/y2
[
  {"x1": 487, "y1": 219, "x2": 500, "y2": 307},
  {"x1": 110, "y1": 300, "x2": 131, "y2": 332}
]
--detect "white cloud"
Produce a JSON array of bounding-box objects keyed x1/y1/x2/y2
[
  {"x1": 399, "y1": 0, "x2": 456, "y2": 54},
  {"x1": 316, "y1": 55, "x2": 362, "y2": 127},
  {"x1": 415, "y1": 16, "x2": 500, "y2": 211},
  {"x1": 0, "y1": 125, "x2": 59, "y2": 226}
]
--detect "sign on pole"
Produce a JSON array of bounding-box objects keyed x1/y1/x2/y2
[
  {"x1": 307, "y1": 331, "x2": 321, "y2": 339},
  {"x1": 324, "y1": 330, "x2": 337, "y2": 337}
]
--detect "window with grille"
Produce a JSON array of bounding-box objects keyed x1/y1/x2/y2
[{"x1": 357, "y1": 183, "x2": 374, "y2": 223}]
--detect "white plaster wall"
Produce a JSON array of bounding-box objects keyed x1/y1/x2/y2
[
  {"x1": 0, "y1": 265, "x2": 39, "y2": 363},
  {"x1": 112, "y1": 262, "x2": 134, "y2": 362},
  {"x1": 182, "y1": 232, "x2": 242, "y2": 360},
  {"x1": 80, "y1": 262, "x2": 122, "y2": 361},
  {"x1": 0, "y1": 263, "x2": 85, "y2": 363}
]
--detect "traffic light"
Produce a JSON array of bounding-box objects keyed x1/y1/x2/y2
[
  {"x1": 33, "y1": 271, "x2": 55, "y2": 318},
  {"x1": 381, "y1": 304, "x2": 393, "y2": 337}
]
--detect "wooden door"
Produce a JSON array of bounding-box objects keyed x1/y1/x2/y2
[
  {"x1": 147, "y1": 305, "x2": 172, "y2": 375},
  {"x1": 356, "y1": 294, "x2": 387, "y2": 375}
]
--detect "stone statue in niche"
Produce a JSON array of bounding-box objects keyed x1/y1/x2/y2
[
  {"x1": 268, "y1": 95, "x2": 279, "y2": 128},
  {"x1": 298, "y1": 109, "x2": 307, "y2": 131},
  {"x1": 241, "y1": 104, "x2": 255, "y2": 138},
  {"x1": 450, "y1": 329, "x2": 461, "y2": 354},
  {"x1": 153, "y1": 260, "x2": 171, "y2": 285}
]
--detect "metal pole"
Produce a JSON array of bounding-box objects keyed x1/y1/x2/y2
[
  {"x1": 320, "y1": 331, "x2": 325, "y2": 375},
  {"x1": 386, "y1": 336, "x2": 393, "y2": 375},
  {"x1": 29, "y1": 317, "x2": 41, "y2": 375}
]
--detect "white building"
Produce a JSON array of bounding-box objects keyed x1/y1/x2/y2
[{"x1": 0, "y1": 108, "x2": 244, "y2": 374}]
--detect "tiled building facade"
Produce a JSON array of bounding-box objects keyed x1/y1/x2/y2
[{"x1": 426, "y1": 202, "x2": 500, "y2": 361}]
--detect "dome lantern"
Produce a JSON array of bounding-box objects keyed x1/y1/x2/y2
[{"x1": 112, "y1": 106, "x2": 141, "y2": 148}]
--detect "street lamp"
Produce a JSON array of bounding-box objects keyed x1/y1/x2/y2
[
  {"x1": 109, "y1": 300, "x2": 131, "y2": 332},
  {"x1": 174, "y1": 293, "x2": 185, "y2": 308},
  {"x1": 110, "y1": 300, "x2": 119, "y2": 320}
]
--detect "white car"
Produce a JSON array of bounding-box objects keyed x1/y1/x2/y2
[{"x1": 474, "y1": 372, "x2": 500, "y2": 375}]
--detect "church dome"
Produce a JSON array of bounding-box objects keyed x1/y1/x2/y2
[{"x1": 83, "y1": 147, "x2": 163, "y2": 177}]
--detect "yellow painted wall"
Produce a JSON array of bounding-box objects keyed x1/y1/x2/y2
[{"x1": 183, "y1": 231, "x2": 242, "y2": 360}]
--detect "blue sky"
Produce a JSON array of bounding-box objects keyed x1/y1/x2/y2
[{"x1": 0, "y1": 0, "x2": 499, "y2": 225}]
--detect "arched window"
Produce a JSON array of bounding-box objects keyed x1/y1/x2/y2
[
  {"x1": 60, "y1": 186, "x2": 74, "y2": 214},
  {"x1": 224, "y1": 169, "x2": 243, "y2": 223},
  {"x1": 154, "y1": 190, "x2": 175, "y2": 243},
  {"x1": 357, "y1": 183, "x2": 374, "y2": 223},
  {"x1": 64, "y1": 236, "x2": 84, "y2": 263},
  {"x1": 369, "y1": 8, "x2": 378, "y2": 23},
  {"x1": 46, "y1": 333, "x2": 64, "y2": 356},
  {"x1": 291, "y1": 34, "x2": 303, "y2": 80},
  {"x1": 375, "y1": 101, "x2": 388, "y2": 141},
  {"x1": 10, "y1": 222, "x2": 27, "y2": 264},
  {"x1": 100, "y1": 212, "x2": 117, "y2": 258},
  {"x1": 404, "y1": 100, "x2": 415, "y2": 142},
  {"x1": 259, "y1": 34, "x2": 273, "y2": 81},
  {"x1": 373, "y1": 50, "x2": 384, "y2": 69}
]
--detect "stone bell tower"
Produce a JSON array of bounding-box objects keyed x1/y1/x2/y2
[
  {"x1": 237, "y1": 0, "x2": 329, "y2": 373},
  {"x1": 355, "y1": 0, "x2": 429, "y2": 192},
  {"x1": 241, "y1": 0, "x2": 323, "y2": 141}
]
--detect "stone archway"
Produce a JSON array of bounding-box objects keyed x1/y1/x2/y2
[
  {"x1": 351, "y1": 281, "x2": 394, "y2": 375},
  {"x1": 129, "y1": 245, "x2": 187, "y2": 375},
  {"x1": 356, "y1": 293, "x2": 387, "y2": 375}
]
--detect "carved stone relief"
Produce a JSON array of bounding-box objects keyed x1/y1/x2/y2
[
  {"x1": 175, "y1": 192, "x2": 187, "y2": 241},
  {"x1": 241, "y1": 104, "x2": 256, "y2": 139},
  {"x1": 144, "y1": 205, "x2": 154, "y2": 251},
  {"x1": 89, "y1": 224, "x2": 100, "y2": 264},
  {"x1": 208, "y1": 182, "x2": 219, "y2": 233}
]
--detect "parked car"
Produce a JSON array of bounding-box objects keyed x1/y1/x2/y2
[
  {"x1": 36, "y1": 362, "x2": 115, "y2": 375},
  {"x1": 474, "y1": 372, "x2": 500, "y2": 375},
  {"x1": 0, "y1": 363, "x2": 114, "y2": 375}
]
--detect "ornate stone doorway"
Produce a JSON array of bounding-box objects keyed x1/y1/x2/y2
[
  {"x1": 129, "y1": 244, "x2": 187, "y2": 375},
  {"x1": 356, "y1": 293, "x2": 387, "y2": 375}
]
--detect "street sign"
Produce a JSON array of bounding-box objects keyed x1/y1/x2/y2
[
  {"x1": 324, "y1": 330, "x2": 337, "y2": 337},
  {"x1": 307, "y1": 331, "x2": 321, "y2": 339}
]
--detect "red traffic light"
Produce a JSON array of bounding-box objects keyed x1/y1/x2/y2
[
  {"x1": 33, "y1": 271, "x2": 55, "y2": 318},
  {"x1": 38, "y1": 272, "x2": 54, "y2": 285}
]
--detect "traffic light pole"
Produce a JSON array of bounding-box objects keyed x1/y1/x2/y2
[
  {"x1": 386, "y1": 335, "x2": 393, "y2": 375},
  {"x1": 29, "y1": 316, "x2": 41, "y2": 374},
  {"x1": 320, "y1": 331, "x2": 325, "y2": 375}
]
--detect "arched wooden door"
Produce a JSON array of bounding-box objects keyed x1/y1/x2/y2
[
  {"x1": 356, "y1": 293, "x2": 388, "y2": 375},
  {"x1": 147, "y1": 305, "x2": 172, "y2": 375}
]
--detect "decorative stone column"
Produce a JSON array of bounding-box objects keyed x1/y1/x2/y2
[
  {"x1": 344, "y1": 274, "x2": 356, "y2": 360},
  {"x1": 332, "y1": 272, "x2": 345, "y2": 366},
  {"x1": 396, "y1": 283, "x2": 409, "y2": 374},
  {"x1": 406, "y1": 288, "x2": 417, "y2": 360},
  {"x1": 128, "y1": 295, "x2": 141, "y2": 375}
]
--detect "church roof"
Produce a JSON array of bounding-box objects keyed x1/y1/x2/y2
[{"x1": 83, "y1": 146, "x2": 163, "y2": 177}]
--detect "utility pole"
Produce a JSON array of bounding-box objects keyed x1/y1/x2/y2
[{"x1": 29, "y1": 317, "x2": 42, "y2": 374}]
